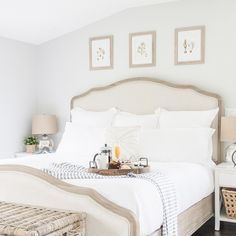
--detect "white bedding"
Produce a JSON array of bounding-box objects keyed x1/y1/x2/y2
[{"x1": 0, "y1": 154, "x2": 214, "y2": 236}]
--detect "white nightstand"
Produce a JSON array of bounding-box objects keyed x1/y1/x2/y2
[
  {"x1": 215, "y1": 162, "x2": 236, "y2": 230},
  {"x1": 14, "y1": 152, "x2": 36, "y2": 158},
  {"x1": 14, "y1": 151, "x2": 55, "y2": 158}
]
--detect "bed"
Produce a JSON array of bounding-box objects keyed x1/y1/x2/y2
[{"x1": 0, "y1": 78, "x2": 223, "y2": 236}]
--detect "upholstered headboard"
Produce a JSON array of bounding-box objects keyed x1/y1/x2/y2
[{"x1": 71, "y1": 78, "x2": 223, "y2": 163}]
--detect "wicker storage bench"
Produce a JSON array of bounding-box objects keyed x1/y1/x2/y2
[{"x1": 0, "y1": 202, "x2": 86, "y2": 236}]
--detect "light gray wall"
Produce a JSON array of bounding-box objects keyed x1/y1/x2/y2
[
  {"x1": 36, "y1": 0, "x2": 236, "y2": 140},
  {"x1": 0, "y1": 37, "x2": 36, "y2": 158},
  {"x1": 1, "y1": 0, "x2": 235, "y2": 158}
]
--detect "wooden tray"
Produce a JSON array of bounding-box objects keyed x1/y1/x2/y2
[{"x1": 88, "y1": 166, "x2": 150, "y2": 176}]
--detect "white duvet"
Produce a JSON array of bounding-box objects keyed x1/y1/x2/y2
[{"x1": 0, "y1": 154, "x2": 214, "y2": 236}]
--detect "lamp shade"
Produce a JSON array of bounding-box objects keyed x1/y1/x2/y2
[
  {"x1": 221, "y1": 116, "x2": 236, "y2": 142},
  {"x1": 32, "y1": 114, "x2": 58, "y2": 135}
]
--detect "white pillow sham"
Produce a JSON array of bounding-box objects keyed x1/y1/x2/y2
[
  {"x1": 156, "y1": 108, "x2": 219, "y2": 128},
  {"x1": 112, "y1": 111, "x2": 158, "y2": 128},
  {"x1": 139, "y1": 128, "x2": 215, "y2": 165},
  {"x1": 71, "y1": 107, "x2": 117, "y2": 127},
  {"x1": 57, "y1": 122, "x2": 106, "y2": 161}
]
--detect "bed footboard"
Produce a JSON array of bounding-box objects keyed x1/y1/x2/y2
[{"x1": 0, "y1": 165, "x2": 139, "y2": 236}]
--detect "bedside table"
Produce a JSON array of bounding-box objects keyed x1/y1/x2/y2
[
  {"x1": 14, "y1": 152, "x2": 36, "y2": 158},
  {"x1": 215, "y1": 162, "x2": 236, "y2": 230}
]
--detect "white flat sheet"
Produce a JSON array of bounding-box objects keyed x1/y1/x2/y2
[{"x1": 0, "y1": 154, "x2": 214, "y2": 235}]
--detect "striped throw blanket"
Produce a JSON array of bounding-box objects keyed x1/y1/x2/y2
[{"x1": 43, "y1": 163, "x2": 178, "y2": 236}]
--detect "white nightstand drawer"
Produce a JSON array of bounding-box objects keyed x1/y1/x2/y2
[{"x1": 219, "y1": 172, "x2": 236, "y2": 187}]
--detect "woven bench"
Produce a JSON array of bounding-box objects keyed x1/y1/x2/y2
[{"x1": 0, "y1": 202, "x2": 86, "y2": 236}]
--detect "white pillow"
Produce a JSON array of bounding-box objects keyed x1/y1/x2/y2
[
  {"x1": 139, "y1": 128, "x2": 215, "y2": 165},
  {"x1": 156, "y1": 108, "x2": 219, "y2": 128},
  {"x1": 71, "y1": 107, "x2": 117, "y2": 127},
  {"x1": 105, "y1": 126, "x2": 140, "y2": 161},
  {"x1": 112, "y1": 111, "x2": 158, "y2": 128},
  {"x1": 57, "y1": 122, "x2": 106, "y2": 161}
]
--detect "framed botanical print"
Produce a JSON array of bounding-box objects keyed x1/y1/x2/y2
[
  {"x1": 175, "y1": 26, "x2": 205, "y2": 65},
  {"x1": 129, "y1": 31, "x2": 156, "y2": 68},
  {"x1": 89, "y1": 35, "x2": 113, "y2": 70}
]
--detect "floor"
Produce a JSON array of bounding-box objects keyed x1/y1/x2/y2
[{"x1": 193, "y1": 218, "x2": 236, "y2": 236}]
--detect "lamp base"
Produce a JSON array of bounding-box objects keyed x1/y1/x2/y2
[
  {"x1": 232, "y1": 150, "x2": 236, "y2": 167},
  {"x1": 35, "y1": 147, "x2": 54, "y2": 154},
  {"x1": 37, "y1": 134, "x2": 54, "y2": 154},
  {"x1": 225, "y1": 143, "x2": 236, "y2": 166}
]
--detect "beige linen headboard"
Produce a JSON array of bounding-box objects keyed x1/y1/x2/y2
[{"x1": 71, "y1": 77, "x2": 223, "y2": 163}]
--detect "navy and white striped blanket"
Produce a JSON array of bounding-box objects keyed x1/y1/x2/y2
[{"x1": 43, "y1": 162, "x2": 178, "y2": 236}]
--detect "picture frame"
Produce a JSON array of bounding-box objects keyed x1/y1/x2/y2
[
  {"x1": 175, "y1": 26, "x2": 205, "y2": 65},
  {"x1": 89, "y1": 35, "x2": 113, "y2": 70},
  {"x1": 129, "y1": 31, "x2": 156, "y2": 68}
]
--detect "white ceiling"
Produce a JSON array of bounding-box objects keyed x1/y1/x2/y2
[{"x1": 0, "y1": 0, "x2": 179, "y2": 45}]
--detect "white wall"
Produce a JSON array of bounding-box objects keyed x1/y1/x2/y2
[
  {"x1": 0, "y1": 37, "x2": 36, "y2": 158},
  {"x1": 36, "y1": 0, "x2": 236, "y2": 140}
]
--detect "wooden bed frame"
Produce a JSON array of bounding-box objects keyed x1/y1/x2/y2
[{"x1": 0, "y1": 78, "x2": 223, "y2": 236}]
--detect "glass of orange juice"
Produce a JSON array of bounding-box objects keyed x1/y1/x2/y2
[{"x1": 114, "y1": 145, "x2": 121, "y2": 160}]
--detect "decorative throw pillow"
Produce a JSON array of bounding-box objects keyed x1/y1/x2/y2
[{"x1": 105, "y1": 126, "x2": 140, "y2": 161}]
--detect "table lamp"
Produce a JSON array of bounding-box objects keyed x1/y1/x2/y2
[
  {"x1": 32, "y1": 114, "x2": 58, "y2": 153},
  {"x1": 221, "y1": 116, "x2": 236, "y2": 166}
]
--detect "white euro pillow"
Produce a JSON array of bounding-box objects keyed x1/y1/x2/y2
[
  {"x1": 156, "y1": 108, "x2": 219, "y2": 128},
  {"x1": 57, "y1": 122, "x2": 106, "y2": 162},
  {"x1": 71, "y1": 107, "x2": 117, "y2": 127},
  {"x1": 139, "y1": 128, "x2": 215, "y2": 165},
  {"x1": 113, "y1": 111, "x2": 159, "y2": 128}
]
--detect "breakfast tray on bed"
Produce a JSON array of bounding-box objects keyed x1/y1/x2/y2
[
  {"x1": 88, "y1": 166, "x2": 150, "y2": 176},
  {"x1": 0, "y1": 201, "x2": 86, "y2": 236}
]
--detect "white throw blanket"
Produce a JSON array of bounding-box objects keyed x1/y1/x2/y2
[{"x1": 43, "y1": 163, "x2": 178, "y2": 236}]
